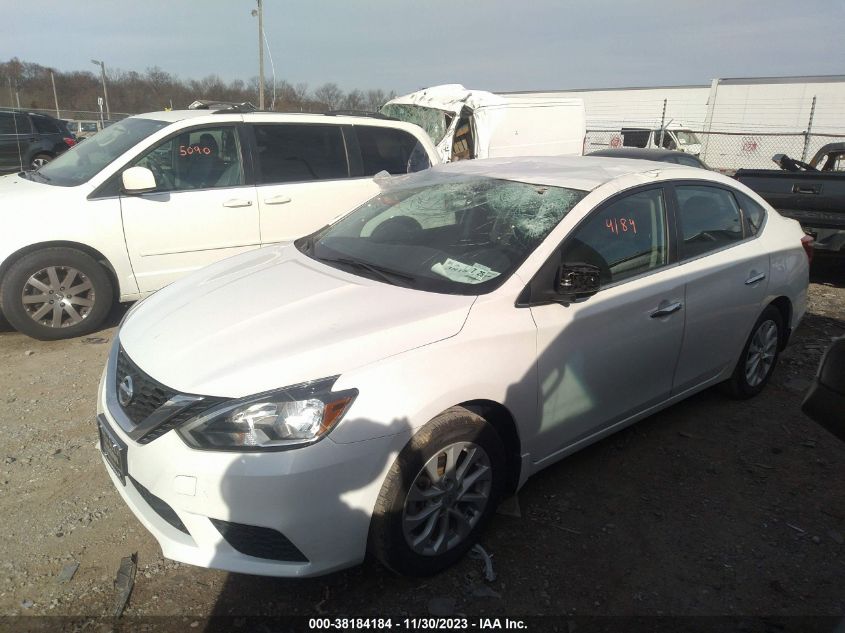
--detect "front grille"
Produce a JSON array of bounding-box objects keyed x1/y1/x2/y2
[
  {"x1": 210, "y1": 519, "x2": 308, "y2": 562},
  {"x1": 116, "y1": 348, "x2": 176, "y2": 425},
  {"x1": 137, "y1": 397, "x2": 224, "y2": 445},
  {"x1": 130, "y1": 477, "x2": 190, "y2": 535},
  {"x1": 115, "y1": 346, "x2": 225, "y2": 444}
]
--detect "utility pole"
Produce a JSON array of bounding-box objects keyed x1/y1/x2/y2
[
  {"x1": 50, "y1": 70, "x2": 60, "y2": 119},
  {"x1": 257, "y1": 0, "x2": 265, "y2": 110},
  {"x1": 7, "y1": 77, "x2": 13, "y2": 109},
  {"x1": 90, "y1": 59, "x2": 110, "y2": 121}
]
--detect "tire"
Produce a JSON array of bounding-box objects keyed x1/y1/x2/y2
[
  {"x1": 0, "y1": 248, "x2": 114, "y2": 340},
  {"x1": 369, "y1": 406, "x2": 506, "y2": 576},
  {"x1": 30, "y1": 154, "x2": 52, "y2": 170},
  {"x1": 724, "y1": 305, "x2": 784, "y2": 399}
]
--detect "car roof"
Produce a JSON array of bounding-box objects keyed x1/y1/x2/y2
[
  {"x1": 131, "y1": 109, "x2": 419, "y2": 128},
  {"x1": 589, "y1": 148, "x2": 696, "y2": 160},
  {"x1": 427, "y1": 155, "x2": 703, "y2": 191}
]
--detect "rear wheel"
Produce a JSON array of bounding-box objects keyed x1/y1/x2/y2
[
  {"x1": 0, "y1": 248, "x2": 114, "y2": 340},
  {"x1": 725, "y1": 305, "x2": 783, "y2": 399},
  {"x1": 369, "y1": 407, "x2": 506, "y2": 576}
]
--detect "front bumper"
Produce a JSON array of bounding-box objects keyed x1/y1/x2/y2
[{"x1": 96, "y1": 367, "x2": 402, "y2": 578}]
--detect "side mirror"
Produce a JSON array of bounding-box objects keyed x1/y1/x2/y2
[
  {"x1": 556, "y1": 263, "x2": 601, "y2": 302},
  {"x1": 802, "y1": 337, "x2": 845, "y2": 441},
  {"x1": 121, "y1": 166, "x2": 157, "y2": 194}
]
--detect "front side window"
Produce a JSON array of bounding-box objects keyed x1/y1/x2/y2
[
  {"x1": 561, "y1": 188, "x2": 667, "y2": 285},
  {"x1": 298, "y1": 173, "x2": 586, "y2": 295},
  {"x1": 356, "y1": 125, "x2": 431, "y2": 175},
  {"x1": 675, "y1": 185, "x2": 743, "y2": 259},
  {"x1": 253, "y1": 124, "x2": 348, "y2": 184},
  {"x1": 132, "y1": 126, "x2": 244, "y2": 192}
]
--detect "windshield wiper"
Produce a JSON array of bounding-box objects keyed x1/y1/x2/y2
[{"x1": 317, "y1": 256, "x2": 415, "y2": 287}]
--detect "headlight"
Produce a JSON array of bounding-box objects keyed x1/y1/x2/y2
[{"x1": 177, "y1": 376, "x2": 357, "y2": 451}]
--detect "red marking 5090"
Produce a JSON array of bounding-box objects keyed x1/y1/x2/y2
[
  {"x1": 606, "y1": 217, "x2": 637, "y2": 235},
  {"x1": 179, "y1": 145, "x2": 212, "y2": 157}
]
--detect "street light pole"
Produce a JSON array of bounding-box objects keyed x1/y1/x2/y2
[
  {"x1": 257, "y1": 0, "x2": 265, "y2": 110},
  {"x1": 49, "y1": 70, "x2": 60, "y2": 119},
  {"x1": 90, "y1": 59, "x2": 110, "y2": 121}
]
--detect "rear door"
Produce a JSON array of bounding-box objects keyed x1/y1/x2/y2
[
  {"x1": 119, "y1": 123, "x2": 260, "y2": 293},
  {"x1": 253, "y1": 123, "x2": 429, "y2": 245},
  {"x1": 668, "y1": 183, "x2": 770, "y2": 394}
]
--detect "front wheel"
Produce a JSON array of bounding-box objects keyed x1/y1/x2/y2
[
  {"x1": 0, "y1": 248, "x2": 114, "y2": 340},
  {"x1": 30, "y1": 154, "x2": 53, "y2": 170},
  {"x1": 724, "y1": 305, "x2": 784, "y2": 399},
  {"x1": 369, "y1": 407, "x2": 506, "y2": 576}
]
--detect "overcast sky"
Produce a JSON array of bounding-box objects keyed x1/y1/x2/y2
[{"x1": 3, "y1": 0, "x2": 843, "y2": 94}]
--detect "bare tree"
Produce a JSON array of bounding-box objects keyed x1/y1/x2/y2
[{"x1": 314, "y1": 82, "x2": 344, "y2": 111}]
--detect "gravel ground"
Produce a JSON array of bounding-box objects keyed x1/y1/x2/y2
[{"x1": 0, "y1": 263, "x2": 842, "y2": 628}]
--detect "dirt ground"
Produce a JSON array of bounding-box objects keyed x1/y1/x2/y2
[{"x1": 0, "y1": 262, "x2": 843, "y2": 630}]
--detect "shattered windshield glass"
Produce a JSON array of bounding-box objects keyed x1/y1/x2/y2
[
  {"x1": 380, "y1": 103, "x2": 451, "y2": 145},
  {"x1": 297, "y1": 172, "x2": 586, "y2": 295}
]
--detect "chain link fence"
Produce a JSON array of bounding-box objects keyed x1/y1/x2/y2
[{"x1": 585, "y1": 129, "x2": 845, "y2": 173}]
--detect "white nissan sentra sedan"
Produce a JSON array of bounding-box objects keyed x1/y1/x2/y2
[{"x1": 97, "y1": 156, "x2": 810, "y2": 577}]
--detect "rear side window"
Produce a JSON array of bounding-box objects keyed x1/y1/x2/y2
[
  {"x1": 253, "y1": 124, "x2": 348, "y2": 184},
  {"x1": 675, "y1": 185, "x2": 744, "y2": 260},
  {"x1": 0, "y1": 113, "x2": 31, "y2": 134},
  {"x1": 735, "y1": 191, "x2": 767, "y2": 235},
  {"x1": 356, "y1": 126, "x2": 431, "y2": 175},
  {"x1": 31, "y1": 115, "x2": 61, "y2": 134}
]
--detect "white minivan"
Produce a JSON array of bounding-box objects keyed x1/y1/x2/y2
[{"x1": 0, "y1": 108, "x2": 438, "y2": 339}]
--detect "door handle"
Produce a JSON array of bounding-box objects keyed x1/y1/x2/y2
[
  {"x1": 792, "y1": 184, "x2": 821, "y2": 195},
  {"x1": 650, "y1": 301, "x2": 683, "y2": 318},
  {"x1": 222, "y1": 199, "x2": 253, "y2": 208},
  {"x1": 745, "y1": 272, "x2": 766, "y2": 285},
  {"x1": 264, "y1": 195, "x2": 292, "y2": 205}
]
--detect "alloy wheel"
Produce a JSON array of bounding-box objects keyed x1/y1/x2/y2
[
  {"x1": 745, "y1": 319, "x2": 778, "y2": 387},
  {"x1": 402, "y1": 441, "x2": 492, "y2": 556},
  {"x1": 20, "y1": 266, "x2": 96, "y2": 328}
]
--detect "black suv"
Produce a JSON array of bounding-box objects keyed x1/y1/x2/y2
[{"x1": 0, "y1": 110, "x2": 76, "y2": 172}]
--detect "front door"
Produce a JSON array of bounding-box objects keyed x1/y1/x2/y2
[
  {"x1": 119, "y1": 124, "x2": 260, "y2": 293},
  {"x1": 528, "y1": 187, "x2": 686, "y2": 463}
]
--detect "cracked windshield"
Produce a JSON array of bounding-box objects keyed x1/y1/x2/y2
[{"x1": 300, "y1": 175, "x2": 586, "y2": 294}]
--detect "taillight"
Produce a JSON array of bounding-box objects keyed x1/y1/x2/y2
[
  {"x1": 800, "y1": 234, "x2": 814, "y2": 264},
  {"x1": 63, "y1": 137, "x2": 76, "y2": 147}
]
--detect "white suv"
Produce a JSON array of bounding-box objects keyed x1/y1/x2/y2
[{"x1": 0, "y1": 108, "x2": 438, "y2": 339}]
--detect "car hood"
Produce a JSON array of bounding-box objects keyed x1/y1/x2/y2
[{"x1": 118, "y1": 244, "x2": 476, "y2": 397}]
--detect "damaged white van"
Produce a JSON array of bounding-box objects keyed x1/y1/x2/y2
[{"x1": 381, "y1": 84, "x2": 586, "y2": 163}]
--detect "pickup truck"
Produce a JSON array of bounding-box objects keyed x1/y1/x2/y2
[{"x1": 735, "y1": 143, "x2": 845, "y2": 258}]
